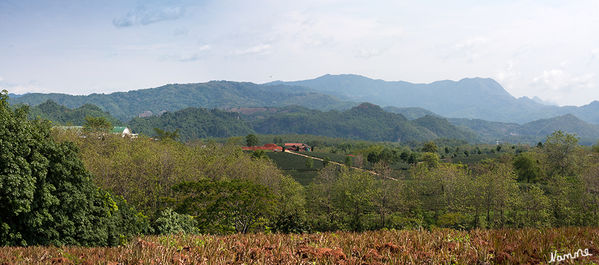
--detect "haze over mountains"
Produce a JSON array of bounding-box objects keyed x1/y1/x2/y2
[
  {"x1": 270, "y1": 74, "x2": 599, "y2": 124},
  {"x1": 6, "y1": 74, "x2": 599, "y2": 144}
]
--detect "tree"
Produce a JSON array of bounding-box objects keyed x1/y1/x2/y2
[
  {"x1": 0, "y1": 90, "x2": 142, "y2": 246},
  {"x1": 543, "y1": 130, "x2": 580, "y2": 176},
  {"x1": 251, "y1": 150, "x2": 268, "y2": 160},
  {"x1": 246, "y1": 134, "x2": 258, "y2": 147},
  {"x1": 172, "y1": 179, "x2": 275, "y2": 234},
  {"x1": 422, "y1": 141, "x2": 438, "y2": 153},
  {"x1": 83, "y1": 116, "x2": 112, "y2": 133},
  {"x1": 421, "y1": 152, "x2": 440, "y2": 168},
  {"x1": 513, "y1": 152, "x2": 545, "y2": 183},
  {"x1": 332, "y1": 170, "x2": 377, "y2": 231}
]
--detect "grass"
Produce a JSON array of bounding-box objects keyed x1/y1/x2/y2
[{"x1": 1, "y1": 227, "x2": 598, "y2": 264}]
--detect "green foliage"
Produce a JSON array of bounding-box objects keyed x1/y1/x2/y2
[
  {"x1": 344, "y1": 156, "x2": 352, "y2": 167},
  {"x1": 11, "y1": 81, "x2": 352, "y2": 121},
  {"x1": 245, "y1": 134, "x2": 258, "y2": 147},
  {"x1": 513, "y1": 152, "x2": 545, "y2": 183},
  {"x1": 23, "y1": 100, "x2": 122, "y2": 126},
  {"x1": 171, "y1": 179, "x2": 275, "y2": 234},
  {"x1": 250, "y1": 104, "x2": 476, "y2": 143},
  {"x1": 543, "y1": 130, "x2": 580, "y2": 176},
  {"x1": 83, "y1": 116, "x2": 112, "y2": 133},
  {"x1": 251, "y1": 150, "x2": 268, "y2": 160},
  {"x1": 129, "y1": 107, "x2": 254, "y2": 142},
  {"x1": 421, "y1": 152, "x2": 440, "y2": 168},
  {"x1": 152, "y1": 208, "x2": 198, "y2": 235},
  {"x1": 0, "y1": 91, "x2": 143, "y2": 246},
  {"x1": 422, "y1": 141, "x2": 438, "y2": 153},
  {"x1": 153, "y1": 128, "x2": 180, "y2": 141}
]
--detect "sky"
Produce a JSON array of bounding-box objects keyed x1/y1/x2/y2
[{"x1": 1, "y1": 0, "x2": 598, "y2": 106}]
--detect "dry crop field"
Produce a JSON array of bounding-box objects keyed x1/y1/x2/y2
[{"x1": 1, "y1": 227, "x2": 598, "y2": 264}]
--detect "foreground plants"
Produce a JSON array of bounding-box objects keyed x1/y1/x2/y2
[{"x1": 1, "y1": 227, "x2": 598, "y2": 264}]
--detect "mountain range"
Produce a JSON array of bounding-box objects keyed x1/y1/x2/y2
[
  {"x1": 269, "y1": 74, "x2": 599, "y2": 124},
  {"x1": 6, "y1": 74, "x2": 599, "y2": 144}
]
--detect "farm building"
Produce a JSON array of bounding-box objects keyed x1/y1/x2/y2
[{"x1": 284, "y1": 143, "x2": 311, "y2": 152}]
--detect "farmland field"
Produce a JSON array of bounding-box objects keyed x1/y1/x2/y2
[
  {"x1": 266, "y1": 151, "x2": 322, "y2": 185},
  {"x1": 1, "y1": 227, "x2": 598, "y2": 264}
]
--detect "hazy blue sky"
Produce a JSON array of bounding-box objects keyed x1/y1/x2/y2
[{"x1": 1, "y1": 0, "x2": 598, "y2": 106}]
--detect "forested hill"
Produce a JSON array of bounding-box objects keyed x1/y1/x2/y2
[
  {"x1": 127, "y1": 103, "x2": 477, "y2": 143},
  {"x1": 128, "y1": 107, "x2": 254, "y2": 142},
  {"x1": 450, "y1": 114, "x2": 599, "y2": 145},
  {"x1": 246, "y1": 103, "x2": 478, "y2": 143},
  {"x1": 269, "y1": 74, "x2": 599, "y2": 124},
  {"x1": 23, "y1": 100, "x2": 122, "y2": 126},
  {"x1": 9, "y1": 81, "x2": 354, "y2": 121}
]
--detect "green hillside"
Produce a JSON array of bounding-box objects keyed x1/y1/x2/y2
[
  {"x1": 25, "y1": 100, "x2": 122, "y2": 126},
  {"x1": 10, "y1": 81, "x2": 354, "y2": 121},
  {"x1": 248, "y1": 103, "x2": 478, "y2": 143},
  {"x1": 450, "y1": 114, "x2": 599, "y2": 145},
  {"x1": 128, "y1": 107, "x2": 255, "y2": 142}
]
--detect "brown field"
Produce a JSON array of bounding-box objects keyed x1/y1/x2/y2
[{"x1": 1, "y1": 227, "x2": 598, "y2": 264}]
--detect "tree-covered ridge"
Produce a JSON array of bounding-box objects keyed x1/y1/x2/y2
[
  {"x1": 128, "y1": 107, "x2": 255, "y2": 142},
  {"x1": 23, "y1": 100, "x2": 122, "y2": 126},
  {"x1": 383, "y1": 106, "x2": 440, "y2": 120},
  {"x1": 450, "y1": 114, "x2": 599, "y2": 145},
  {"x1": 248, "y1": 103, "x2": 478, "y2": 143},
  {"x1": 126, "y1": 103, "x2": 476, "y2": 143},
  {"x1": 10, "y1": 81, "x2": 354, "y2": 121}
]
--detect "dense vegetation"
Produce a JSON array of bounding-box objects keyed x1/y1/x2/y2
[
  {"x1": 51, "y1": 130, "x2": 307, "y2": 234},
  {"x1": 451, "y1": 114, "x2": 599, "y2": 145},
  {"x1": 10, "y1": 81, "x2": 353, "y2": 120},
  {"x1": 24, "y1": 100, "x2": 122, "y2": 126},
  {"x1": 0, "y1": 91, "x2": 140, "y2": 246},
  {"x1": 247, "y1": 103, "x2": 477, "y2": 143},
  {"x1": 52, "y1": 126, "x2": 599, "y2": 234},
  {"x1": 3, "y1": 88, "x2": 599, "y2": 265},
  {"x1": 128, "y1": 107, "x2": 254, "y2": 142}
]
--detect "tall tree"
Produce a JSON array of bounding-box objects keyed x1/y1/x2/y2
[
  {"x1": 0, "y1": 91, "x2": 141, "y2": 246},
  {"x1": 245, "y1": 134, "x2": 258, "y2": 147}
]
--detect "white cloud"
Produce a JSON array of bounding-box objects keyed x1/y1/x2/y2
[
  {"x1": 233, "y1": 44, "x2": 271, "y2": 55},
  {"x1": 113, "y1": 6, "x2": 185, "y2": 27},
  {"x1": 531, "y1": 69, "x2": 595, "y2": 91},
  {"x1": 529, "y1": 69, "x2": 597, "y2": 105}
]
